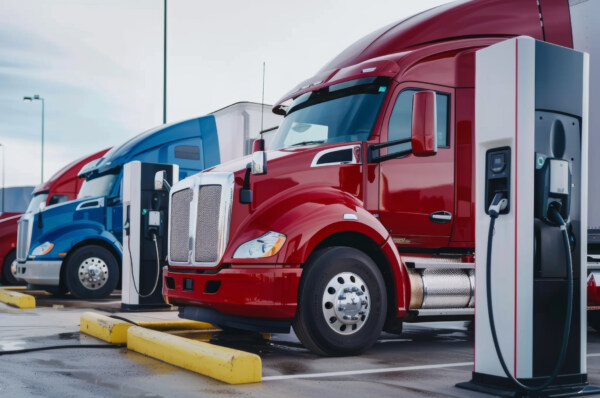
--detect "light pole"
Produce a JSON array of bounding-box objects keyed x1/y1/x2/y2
[
  {"x1": 0, "y1": 144, "x2": 4, "y2": 214},
  {"x1": 163, "y1": 0, "x2": 167, "y2": 124},
  {"x1": 23, "y1": 94, "x2": 45, "y2": 183}
]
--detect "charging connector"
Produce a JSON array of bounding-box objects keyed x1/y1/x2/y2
[{"x1": 488, "y1": 193, "x2": 508, "y2": 218}]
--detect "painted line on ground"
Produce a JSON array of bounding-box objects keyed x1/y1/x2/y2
[
  {"x1": 263, "y1": 353, "x2": 600, "y2": 381},
  {"x1": 262, "y1": 362, "x2": 474, "y2": 381}
]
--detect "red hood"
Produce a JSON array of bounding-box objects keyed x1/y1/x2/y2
[{"x1": 0, "y1": 212, "x2": 22, "y2": 223}]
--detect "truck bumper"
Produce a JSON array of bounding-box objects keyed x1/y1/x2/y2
[
  {"x1": 163, "y1": 266, "x2": 303, "y2": 319},
  {"x1": 16, "y1": 260, "x2": 62, "y2": 286}
]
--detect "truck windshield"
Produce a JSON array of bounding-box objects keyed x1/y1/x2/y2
[
  {"x1": 271, "y1": 76, "x2": 390, "y2": 150},
  {"x1": 78, "y1": 172, "x2": 118, "y2": 199},
  {"x1": 25, "y1": 192, "x2": 48, "y2": 213}
]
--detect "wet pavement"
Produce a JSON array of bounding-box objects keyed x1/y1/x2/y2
[{"x1": 1, "y1": 291, "x2": 599, "y2": 397}]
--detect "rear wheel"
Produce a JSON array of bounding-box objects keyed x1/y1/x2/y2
[
  {"x1": 1, "y1": 251, "x2": 23, "y2": 285},
  {"x1": 65, "y1": 245, "x2": 119, "y2": 299},
  {"x1": 589, "y1": 311, "x2": 600, "y2": 332},
  {"x1": 292, "y1": 246, "x2": 387, "y2": 356}
]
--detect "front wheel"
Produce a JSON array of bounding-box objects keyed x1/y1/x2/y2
[
  {"x1": 65, "y1": 245, "x2": 119, "y2": 299},
  {"x1": 292, "y1": 246, "x2": 387, "y2": 356},
  {"x1": 1, "y1": 251, "x2": 23, "y2": 285}
]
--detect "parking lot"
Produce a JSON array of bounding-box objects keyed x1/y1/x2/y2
[{"x1": 0, "y1": 291, "x2": 599, "y2": 398}]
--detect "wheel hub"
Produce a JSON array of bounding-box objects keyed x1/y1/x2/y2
[
  {"x1": 10, "y1": 260, "x2": 18, "y2": 279},
  {"x1": 78, "y1": 257, "x2": 109, "y2": 290},
  {"x1": 322, "y1": 271, "x2": 370, "y2": 335}
]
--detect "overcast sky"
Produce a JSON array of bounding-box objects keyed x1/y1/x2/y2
[{"x1": 0, "y1": 0, "x2": 449, "y2": 187}]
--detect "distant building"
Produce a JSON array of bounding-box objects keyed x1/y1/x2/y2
[{"x1": 0, "y1": 186, "x2": 35, "y2": 214}]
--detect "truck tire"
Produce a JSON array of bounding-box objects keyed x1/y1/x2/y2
[
  {"x1": 589, "y1": 311, "x2": 600, "y2": 333},
  {"x1": 1, "y1": 251, "x2": 22, "y2": 285},
  {"x1": 292, "y1": 246, "x2": 387, "y2": 356},
  {"x1": 65, "y1": 245, "x2": 119, "y2": 299}
]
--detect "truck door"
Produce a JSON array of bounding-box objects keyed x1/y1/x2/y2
[{"x1": 378, "y1": 83, "x2": 455, "y2": 248}]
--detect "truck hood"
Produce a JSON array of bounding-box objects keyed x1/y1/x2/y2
[{"x1": 28, "y1": 196, "x2": 107, "y2": 242}]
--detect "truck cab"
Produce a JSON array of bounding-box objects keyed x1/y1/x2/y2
[
  {"x1": 163, "y1": 0, "x2": 586, "y2": 355},
  {"x1": 16, "y1": 115, "x2": 221, "y2": 299},
  {"x1": 0, "y1": 149, "x2": 108, "y2": 285}
]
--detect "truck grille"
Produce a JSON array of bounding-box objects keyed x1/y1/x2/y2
[
  {"x1": 16, "y1": 217, "x2": 31, "y2": 262},
  {"x1": 170, "y1": 188, "x2": 193, "y2": 262},
  {"x1": 195, "y1": 185, "x2": 222, "y2": 262},
  {"x1": 168, "y1": 172, "x2": 234, "y2": 267}
]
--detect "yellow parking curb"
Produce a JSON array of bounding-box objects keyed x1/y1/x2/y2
[
  {"x1": 127, "y1": 326, "x2": 262, "y2": 384},
  {"x1": 0, "y1": 288, "x2": 35, "y2": 309},
  {"x1": 137, "y1": 320, "x2": 218, "y2": 331},
  {"x1": 80, "y1": 312, "x2": 132, "y2": 343}
]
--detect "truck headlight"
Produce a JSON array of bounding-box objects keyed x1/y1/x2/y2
[
  {"x1": 233, "y1": 232, "x2": 286, "y2": 259},
  {"x1": 31, "y1": 242, "x2": 54, "y2": 256}
]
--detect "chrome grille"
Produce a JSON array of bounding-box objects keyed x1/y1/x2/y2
[
  {"x1": 169, "y1": 189, "x2": 193, "y2": 262},
  {"x1": 16, "y1": 217, "x2": 31, "y2": 262},
  {"x1": 194, "y1": 185, "x2": 222, "y2": 262},
  {"x1": 168, "y1": 172, "x2": 234, "y2": 267}
]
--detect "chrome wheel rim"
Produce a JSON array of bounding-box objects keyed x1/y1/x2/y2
[
  {"x1": 78, "y1": 257, "x2": 109, "y2": 290},
  {"x1": 322, "y1": 271, "x2": 370, "y2": 335}
]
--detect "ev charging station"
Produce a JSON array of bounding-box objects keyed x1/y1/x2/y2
[
  {"x1": 122, "y1": 161, "x2": 178, "y2": 311},
  {"x1": 457, "y1": 36, "x2": 599, "y2": 396}
]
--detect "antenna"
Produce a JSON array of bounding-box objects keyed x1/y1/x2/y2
[{"x1": 261, "y1": 62, "x2": 265, "y2": 136}]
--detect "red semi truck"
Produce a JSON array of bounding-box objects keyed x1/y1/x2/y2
[
  {"x1": 0, "y1": 148, "x2": 109, "y2": 285},
  {"x1": 163, "y1": 0, "x2": 599, "y2": 355}
]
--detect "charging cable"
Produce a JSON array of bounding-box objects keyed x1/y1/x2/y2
[
  {"x1": 486, "y1": 193, "x2": 573, "y2": 392},
  {"x1": 127, "y1": 233, "x2": 161, "y2": 298}
]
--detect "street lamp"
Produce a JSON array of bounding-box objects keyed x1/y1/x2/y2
[{"x1": 23, "y1": 94, "x2": 45, "y2": 183}]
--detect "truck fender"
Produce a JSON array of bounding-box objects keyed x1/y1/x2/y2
[{"x1": 225, "y1": 186, "x2": 409, "y2": 317}]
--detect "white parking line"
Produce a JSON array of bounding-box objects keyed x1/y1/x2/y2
[
  {"x1": 263, "y1": 353, "x2": 600, "y2": 381},
  {"x1": 262, "y1": 362, "x2": 474, "y2": 381}
]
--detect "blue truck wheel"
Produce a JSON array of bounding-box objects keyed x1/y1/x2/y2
[{"x1": 65, "y1": 245, "x2": 119, "y2": 299}]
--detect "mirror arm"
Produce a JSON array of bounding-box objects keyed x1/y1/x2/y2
[
  {"x1": 161, "y1": 179, "x2": 171, "y2": 193},
  {"x1": 369, "y1": 138, "x2": 412, "y2": 163},
  {"x1": 370, "y1": 137, "x2": 412, "y2": 151},
  {"x1": 239, "y1": 163, "x2": 253, "y2": 204}
]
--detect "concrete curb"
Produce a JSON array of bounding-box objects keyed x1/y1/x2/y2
[
  {"x1": 80, "y1": 312, "x2": 132, "y2": 343},
  {"x1": 0, "y1": 288, "x2": 36, "y2": 309},
  {"x1": 127, "y1": 326, "x2": 262, "y2": 384}
]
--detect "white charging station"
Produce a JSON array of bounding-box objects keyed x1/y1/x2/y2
[
  {"x1": 457, "y1": 36, "x2": 599, "y2": 396},
  {"x1": 122, "y1": 161, "x2": 178, "y2": 311}
]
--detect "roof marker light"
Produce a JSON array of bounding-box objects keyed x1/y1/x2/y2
[{"x1": 362, "y1": 67, "x2": 377, "y2": 73}]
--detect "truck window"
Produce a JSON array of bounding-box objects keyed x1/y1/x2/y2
[
  {"x1": 271, "y1": 77, "x2": 391, "y2": 149},
  {"x1": 25, "y1": 192, "x2": 48, "y2": 213},
  {"x1": 48, "y1": 195, "x2": 68, "y2": 206},
  {"x1": 175, "y1": 145, "x2": 200, "y2": 160},
  {"x1": 387, "y1": 89, "x2": 449, "y2": 154}
]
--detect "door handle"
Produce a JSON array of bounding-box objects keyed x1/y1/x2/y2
[{"x1": 430, "y1": 211, "x2": 452, "y2": 224}]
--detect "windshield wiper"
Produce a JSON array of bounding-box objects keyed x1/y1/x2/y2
[{"x1": 290, "y1": 140, "x2": 325, "y2": 147}]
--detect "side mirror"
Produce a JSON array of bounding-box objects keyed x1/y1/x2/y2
[
  {"x1": 252, "y1": 138, "x2": 265, "y2": 153},
  {"x1": 251, "y1": 151, "x2": 267, "y2": 175},
  {"x1": 411, "y1": 91, "x2": 437, "y2": 157},
  {"x1": 154, "y1": 170, "x2": 171, "y2": 192}
]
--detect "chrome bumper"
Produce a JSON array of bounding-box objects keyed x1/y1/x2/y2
[{"x1": 16, "y1": 260, "x2": 62, "y2": 286}]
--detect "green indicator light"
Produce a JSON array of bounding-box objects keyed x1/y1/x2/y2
[
  {"x1": 378, "y1": 86, "x2": 387, "y2": 93},
  {"x1": 142, "y1": 209, "x2": 148, "y2": 215}
]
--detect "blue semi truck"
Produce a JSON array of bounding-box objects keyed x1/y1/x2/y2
[{"x1": 14, "y1": 116, "x2": 221, "y2": 299}]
